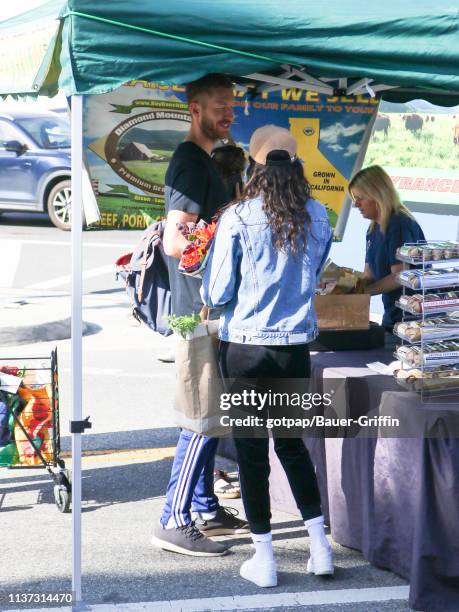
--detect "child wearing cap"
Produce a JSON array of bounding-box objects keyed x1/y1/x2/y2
[{"x1": 201, "y1": 125, "x2": 334, "y2": 587}]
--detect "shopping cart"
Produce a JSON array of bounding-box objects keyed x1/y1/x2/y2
[{"x1": 0, "y1": 348, "x2": 71, "y2": 512}]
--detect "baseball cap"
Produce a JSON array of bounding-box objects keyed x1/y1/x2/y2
[{"x1": 249, "y1": 125, "x2": 297, "y2": 166}]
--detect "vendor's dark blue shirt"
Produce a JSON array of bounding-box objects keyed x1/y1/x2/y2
[{"x1": 366, "y1": 213, "x2": 425, "y2": 329}]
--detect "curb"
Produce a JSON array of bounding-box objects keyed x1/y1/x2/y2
[{"x1": 0, "y1": 318, "x2": 101, "y2": 347}]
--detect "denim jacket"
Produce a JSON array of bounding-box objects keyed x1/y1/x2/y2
[{"x1": 201, "y1": 196, "x2": 332, "y2": 345}]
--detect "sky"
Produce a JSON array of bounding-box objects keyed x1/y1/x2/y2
[{"x1": 0, "y1": 1, "x2": 51, "y2": 22}]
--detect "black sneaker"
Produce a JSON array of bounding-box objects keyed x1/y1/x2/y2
[
  {"x1": 151, "y1": 522, "x2": 228, "y2": 557},
  {"x1": 195, "y1": 506, "x2": 250, "y2": 536}
]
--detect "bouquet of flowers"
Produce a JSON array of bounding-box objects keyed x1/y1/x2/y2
[{"x1": 178, "y1": 220, "x2": 217, "y2": 278}]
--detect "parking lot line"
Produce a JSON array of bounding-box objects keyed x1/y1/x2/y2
[{"x1": 8, "y1": 585, "x2": 410, "y2": 611}]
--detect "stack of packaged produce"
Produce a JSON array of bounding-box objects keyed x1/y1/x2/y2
[
  {"x1": 394, "y1": 313, "x2": 459, "y2": 342},
  {"x1": 396, "y1": 341, "x2": 459, "y2": 368},
  {"x1": 399, "y1": 268, "x2": 459, "y2": 290},
  {"x1": 397, "y1": 241, "x2": 459, "y2": 262},
  {"x1": 394, "y1": 364, "x2": 459, "y2": 391},
  {"x1": 397, "y1": 291, "x2": 459, "y2": 314},
  {"x1": 394, "y1": 241, "x2": 459, "y2": 395}
]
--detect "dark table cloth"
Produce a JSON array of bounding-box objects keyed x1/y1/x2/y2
[
  {"x1": 219, "y1": 347, "x2": 459, "y2": 610},
  {"x1": 312, "y1": 349, "x2": 459, "y2": 612}
]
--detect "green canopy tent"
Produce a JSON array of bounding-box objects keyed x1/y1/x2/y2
[
  {"x1": 1, "y1": 1, "x2": 458, "y2": 605},
  {"x1": 2, "y1": 0, "x2": 459, "y2": 102}
]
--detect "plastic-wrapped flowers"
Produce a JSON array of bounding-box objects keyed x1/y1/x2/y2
[{"x1": 178, "y1": 220, "x2": 217, "y2": 278}]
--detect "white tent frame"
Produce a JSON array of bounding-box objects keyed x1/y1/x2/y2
[
  {"x1": 68, "y1": 74, "x2": 380, "y2": 604},
  {"x1": 70, "y1": 94, "x2": 84, "y2": 603}
]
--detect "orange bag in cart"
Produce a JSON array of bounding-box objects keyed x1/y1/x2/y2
[{"x1": 15, "y1": 385, "x2": 53, "y2": 465}]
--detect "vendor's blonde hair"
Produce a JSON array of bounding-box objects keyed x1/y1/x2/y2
[{"x1": 348, "y1": 165, "x2": 415, "y2": 234}]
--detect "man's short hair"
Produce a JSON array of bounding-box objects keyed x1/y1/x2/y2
[{"x1": 186, "y1": 73, "x2": 234, "y2": 103}]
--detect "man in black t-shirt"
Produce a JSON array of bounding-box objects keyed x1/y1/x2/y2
[
  {"x1": 163, "y1": 139, "x2": 228, "y2": 316},
  {"x1": 152, "y1": 74, "x2": 249, "y2": 557}
]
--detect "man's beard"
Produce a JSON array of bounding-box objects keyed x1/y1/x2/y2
[{"x1": 200, "y1": 116, "x2": 225, "y2": 141}]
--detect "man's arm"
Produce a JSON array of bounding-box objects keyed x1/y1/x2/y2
[
  {"x1": 163, "y1": 210, "x2": 198, "y2": 258},
  {"x1": 163, "y1": 159, "x2": 208, "y2": 258}
]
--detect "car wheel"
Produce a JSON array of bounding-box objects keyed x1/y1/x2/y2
[{"x1": 47, "y1": 180, "x2": 72, "y2": 231}]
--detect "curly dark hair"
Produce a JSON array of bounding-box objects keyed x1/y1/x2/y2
[{"x1": 240, "y1": 158, "x2": 311, "y2": 253}]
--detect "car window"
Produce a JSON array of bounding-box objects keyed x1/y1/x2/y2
[
  {"x1": 0, "y1": 120, "x2": 23, "y2": 149},
  {"x1": 15, "y1": 116, "x2": 70, "y2": 149}
]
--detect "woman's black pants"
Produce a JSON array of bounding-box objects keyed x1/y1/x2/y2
[{"x1": 218, "y1": 341, "x2": 322, "y2": 534}]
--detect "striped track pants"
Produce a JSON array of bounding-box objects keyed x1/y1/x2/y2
[{"x1": 160, "y1": 429, "x2": 219, "y2": 527}]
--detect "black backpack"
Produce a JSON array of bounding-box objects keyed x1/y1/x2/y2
[{"x1": 116, "y1": 221, "x2": 172, "y2": 336}]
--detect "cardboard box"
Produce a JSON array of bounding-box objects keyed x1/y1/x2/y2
[{"x1": 314, "y1": 294, "x2": 370, "y2": 330}]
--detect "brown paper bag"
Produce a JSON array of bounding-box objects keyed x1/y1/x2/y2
[{"x1": 174, "y1": 324, "x2": 225, "y2": 435}]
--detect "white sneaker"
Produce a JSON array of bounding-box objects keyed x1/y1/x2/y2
[
  {"x1": 306, "y1": 544, "x2": 334, "y2": 576},
  {"x1": 240, "y1": 556, "x2": 277, "y2": 587}
]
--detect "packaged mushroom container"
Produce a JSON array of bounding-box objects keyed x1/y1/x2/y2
[
  {"x1": 394, "y1": 364, "x2": 459, "y2": 391},
  {"x1": 396, "y1": 341, "x2": 459, "y2": 367},
  {"x1": 397, "y1": 241, "x2": 459, "y2": 263},
  {"x1": 398, "y1": 268, "x2": 459, "y2": 290},
  {"x1": 394, "y1": 313, "x2": 459, "y2": 342}
]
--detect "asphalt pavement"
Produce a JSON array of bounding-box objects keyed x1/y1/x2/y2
[{"x1": 0, "y1": 217, "x2": 411, "y2": 611}]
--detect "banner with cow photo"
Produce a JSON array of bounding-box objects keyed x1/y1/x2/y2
[
  {"x1": 366, "y1": 101, "x2": 459, "y2": 210},
  {"x1": 83, "y1": 81, "x2": 378, "y2": 230}
]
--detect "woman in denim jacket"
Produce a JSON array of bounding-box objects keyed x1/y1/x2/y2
[{"x1": 201, "y1": 125, "x2": 333, "y2": 587}]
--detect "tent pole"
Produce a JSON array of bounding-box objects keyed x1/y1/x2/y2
[{"x1": 71, "y1": 94, "x2": 83, "y2": 605}]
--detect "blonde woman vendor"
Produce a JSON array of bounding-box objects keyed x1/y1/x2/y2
[{"x1": 349, "y1": 165, "x2": 425, "y2": 330}]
